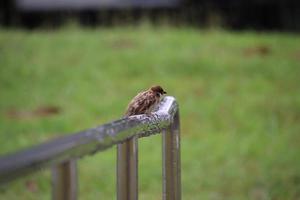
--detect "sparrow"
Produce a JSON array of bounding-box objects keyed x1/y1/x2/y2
[{"x1": 125, "y1": 85, "x2": 167, "y2": 116}]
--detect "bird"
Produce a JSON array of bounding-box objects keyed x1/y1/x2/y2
[{"x1": 125, "y1": 85, "x2": 167, "y2": 116}]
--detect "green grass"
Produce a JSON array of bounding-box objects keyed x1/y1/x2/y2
[{"x1": 0, "y1": 26, "x2": 300, "y2": 199}]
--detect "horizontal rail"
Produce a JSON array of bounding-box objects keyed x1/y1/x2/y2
[{"x1": 0, "y1": 96, "x2": 178, "y2": 185}]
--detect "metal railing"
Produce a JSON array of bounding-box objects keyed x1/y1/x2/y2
[{"x1": 0, "y1": 96, "x2": 181, "y2": 200}]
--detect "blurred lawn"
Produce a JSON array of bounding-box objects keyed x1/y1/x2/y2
[{"x1": 0, "y1": 26, "x2": 300, "y2": 200}]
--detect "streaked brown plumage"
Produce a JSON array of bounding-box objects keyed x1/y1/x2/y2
[{"x1": 125, "y1": 85, "x2": 167, "y2": 116}]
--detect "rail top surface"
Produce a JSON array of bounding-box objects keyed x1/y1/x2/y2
[{"x1": 0, "y1": 96, "x2": 178, "y2": 184}]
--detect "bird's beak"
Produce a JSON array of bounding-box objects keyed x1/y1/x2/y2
[{"x1": 163, "y1": 91, "x2": 167, "y2": 94}]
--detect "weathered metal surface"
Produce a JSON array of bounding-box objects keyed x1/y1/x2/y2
[
  {"x1": 162, "y1": 111, "x2": 181, "y2": 200},
  {"x1": 0, "y1": 96, "x2": 178, "y2": 185},
  {"x1": 52, "y1": 160, "x2": 77, "y2": 200},
  {"x1": 117, "y1": 136, "x2": 138, "y2": 200}
]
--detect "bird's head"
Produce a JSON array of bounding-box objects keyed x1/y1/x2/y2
[{"x1": 150, "y1": 85, "x2": 167, "y2": 97}]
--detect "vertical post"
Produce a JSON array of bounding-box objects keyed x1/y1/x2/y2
[
  {"x1": 162, "y1": 111, "x2": 181, "y2": 200},
  {"x1": 117, "y1": 136, "x2": 138, "y2": 200},
  {"x1": 52, "y1": 160, "x2": 77, "y2": 200}
]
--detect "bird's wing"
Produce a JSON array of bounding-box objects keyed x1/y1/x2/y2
[{"x1": 125, "y1": 91, "x2": 157, "y2": 116}]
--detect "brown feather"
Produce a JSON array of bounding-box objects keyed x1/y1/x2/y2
[{"x1": 125, "y1": 90, "x2": 159, "y2": 116}]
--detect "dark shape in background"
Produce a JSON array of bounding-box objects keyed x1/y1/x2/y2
[{"x1": 0, "y1": 0, "x2": 299, "y2": 31}]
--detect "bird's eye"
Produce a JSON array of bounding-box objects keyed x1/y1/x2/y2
[{"x1": 156, "y1": 93, "x2": 161, "y2": 97}]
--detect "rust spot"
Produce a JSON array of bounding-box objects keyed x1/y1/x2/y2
[
  {"x1": 25, "y1": 179, "x2": 38, "y2": 192},
  {"x1": 33, "y1": 106, "x2": 61, "y2": 116},
  {"x1": 110, "y1": 38, "x2": 136, "y2": 49},
  {"x1": 193, "y1": 87, "x2": 205, "y2": 97},
  {"x1": 293, "y1": 50, "x2": 300, "y2": 61},
  {"x1": 243, "y1": 45, "x2": 271, "y2": 57},
  {"x1": 6, "y1": 105, "x2": 61, "y2": 119}
]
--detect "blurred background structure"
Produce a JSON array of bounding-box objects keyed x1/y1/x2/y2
[
  {"x1": 1, "y1": 0, "x2": 300, "y2": 200},
  {"x1": 1, "y1": 0, "x2": 300, "y2": 30}
]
